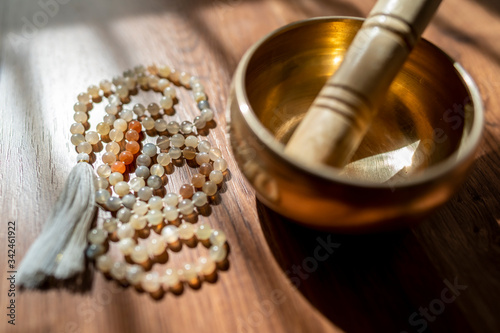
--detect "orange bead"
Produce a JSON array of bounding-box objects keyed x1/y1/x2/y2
[
  {"x1": 125, "y1": 130, "x2": 139, "y2": 141},
  {"x1": 111, "y1": 161, "x2": 126, "y2": 174},
  {"x1": 128, "y1": 120, "x2": 142, "y2": 132},
  {"x1": 126, "y1": 141, "x2": 140, "y2": 154},
  {"x1": 119, "y1": 151, "x2": 134, "y2": 165}
]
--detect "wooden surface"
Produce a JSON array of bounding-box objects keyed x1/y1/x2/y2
[{"x1": 1, "y1": 0, "x2": 500, "y2": 332}]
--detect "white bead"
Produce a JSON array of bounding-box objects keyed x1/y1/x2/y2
[
  {"x1": 156, "y1": 136, "x2": 170, "y2": 150},
  {"x1": 158, "y1": 78, "x2": 170, "y2": 91},
  {"x1": 97, "y1": 164, "x2": 112, "y2": 178},
  {"x1": 148, "y1": 75, "x2": 159, "y2": 89},
  {"x1": 108, "y1": 94, "x2": 121, "y2": 106},
  {"x1": 126, "y1": 265, "x2": 144, "y2": 286},
  {"x1": 130, "y1": 177, "x2": 146, "y2": 192},
  {"x1": 181, "y1": 263, "x2": 197, "y2": 281},
  {"x1": 105, "y1": 104, "x2": 118, "y2": 115},
  {"x1": 106, "y1": 142, "x2": 121, "y2": 155},
  {"x1": 70, "y1": 122, "x2": 85, "y2": 134},
  {"x1": 178, "y1": 199, "x2": 194, "y2": 215},
  {"x1": 209, "y1": 148, "x2": 222, "y2": 161},
  {"x1": 157, "y1": 153, "x2": 171, "y2": 166},
  {"x1": 113, "y1": 119, "x2": 128, "y2": 132},
  {"x1": 195, "y1": 152, "x2": 210, "y2": 165},
  {"x1": 99, "y1": 80, "x2": 112, "y2": 93},
  {"x1": 131, "y1": 245, "x2": 149, "y2": 264},
  {"x1": 166, "y1": 121, "x2": 180, "y2": 134},
  {"x1": 142, "y1": 272, "x2": 161, "y2": 293},
  {"x1": 71, "y1": 133, "x2": 85, "y2": 146},
  {"x1": 77, "y1": 92, "x2": 91, "y2": 103},
  {"x1": 118, "y1": 238, "x2": 136, "y2": 255},
  {"x1": 210, "y1": 230, "x2": 227, "y2": 246},
  {"x1": 179, "y1": 72, "x2": 191, "y2": 86},
  {"x1": 103, "y1": 114, "x2": 116, "y2": 125},
  {"x1": 198, "y1": 140, "x2": 211, "y2": 153},
  {"x1": 109, "y1": 129, "x2": 124, "y2": 142},
  {"x1": 163, "y1": 193, "x2": 180, "y2": 207},
  {"x1": 194, "y1": 91, "x2": 207, "y2": 102},
  {"x1": 142, "y1": 117, "x2": 155, "y2": 130},
  {"x1": 116, "y1": 85, "x2": 128, "y2": 98},
  {"x1": 214, "y1": 158, "x2": 228, "y2": 172},
  {"x1": 87, "y1": 228, "x2": 107, "y2": 244},
  {"x1": 150, "y1": 164, "x2": 165, "y2": 177},
  {"x1": 76, "y1": 142, "x2": 92, "y2": 154},
  {"x1": 163, "y1": 86, "x2": 176, "y2": 99},
  {"x1": 209, "y1": 245, "x2": 227, "y2": 263},
  {"x1": 161, "y1": 225, "x2": 179, "y2": 243},
  {"x1": 114, "y1": 181, "x2": 130, "y2": 197},
  {"x1": 196, "y1": 223, "x2": 212, "y2": 240},
  {"x1": 202, "y1": 181, "x2": 217, "y2": 196},
  {"x1": 160, "y1": 96, "x2": 173, "y2": 109},
  {"x1": 119, "y1": 109, "x2": 134, "y2": 122},
  {"x1": 197, "y1": 256, "x2": 216, "y2": 276},
  {"x1": 110, "y1": 262, "x2": 127, "y2": 280},
  {"x1": 103, "y1": 218, "x2": 118, "y2": 233},
  {"x1": 209, "y1": 170, "x2": 224, "y2": 184},
  {"x1": 171, "y1": 134, "x2": 185, "y2": 148},
  {"x1": 133, "y1": 200, "x2": 149, "y2": 216},
  {"x1": 178, "y1": 223, "x2": 195, "y2": 240},
  {"x1": 85, "y1": 131, "x2": 100, "y2": 145},
  {"x1": 155, "y1": 119, "x2": 168, "y2": 132},
  {"x1": 185, "y1": 135, "x2": 198, "y2": 148},
  {"x1": 201, "y1": 108, "x2": 214, "y2": 122},
  {"x1": 146, "y1": 210, "x2": 163, "y2": 226},
  {"x1": 148, "y1": 196, "x2": 163, "y2": 210},
  {"x1": 95, "y1": 177, "x2": 109, "y2": 189},
  {"x1": 193, "y1": 116, "x2": 206, "y2": 129},
  {"x1": 146, "y1": 237, "x2": 167, "y2": 256},
  {"x1": 161, "y1": 268, "x2": 179, "y2": 289},
  {"x1": 163, "y1": 206, "x2": 179, "y2": 222},
  {"x1": 96, "y1": 255, "x2": 113, "y2": 273},
  {"x1": 180, "y1": 121, "x2": 193, "y2": 134},
  {"x1": 74, "y1": 102, "x2": 88, "y2": 112},
  {"x1": 158, "y1": 65, "x2": 171, "y2": 78},
  {"x1": 192, "y1": 192, "x2": 208, "y2": 207},
  {"x1": 117, "y1": 223, "x2": 135, "y2": 240},
  {"x1": 129, "y1": 214, "x2": 147, "y2": 230},
  {"x1": 168, "y1": 147, "x2": 182, "y2": 160},
  {"x1": 109, "y1": 172, "x2": 123, "y2": 186},
  {"x1": 124, "y1": 77, "x2": 136, "y2": 90}
]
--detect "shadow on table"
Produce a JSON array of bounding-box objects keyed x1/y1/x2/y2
[{"x1": 257, "y1": 145, "x2": 500, "y2": 333}]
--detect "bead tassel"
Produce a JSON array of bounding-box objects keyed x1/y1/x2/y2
[{"x1": 17, "y1": 162, "x2": 97, "y2": 289}]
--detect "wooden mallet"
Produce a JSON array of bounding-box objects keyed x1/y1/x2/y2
[{"x1": 284, "y1": 0, "x2": 442, "y2": 168}]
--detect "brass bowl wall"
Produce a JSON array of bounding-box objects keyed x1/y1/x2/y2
[{"x1": 228, "y1": 17, "x2": 483, "y2": 231}]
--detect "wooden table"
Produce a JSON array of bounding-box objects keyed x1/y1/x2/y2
[{"x1": 1, "y1": 0, "x2": 500, "y2": 332}]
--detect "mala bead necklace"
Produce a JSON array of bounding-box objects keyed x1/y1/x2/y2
[{"x1": 18, "y1": 65, "x2": 229, "y2": 291}]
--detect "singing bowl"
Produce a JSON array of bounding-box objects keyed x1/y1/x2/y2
[{"x1": 227, "y1": 17, "x2": 483, "y2": 231}]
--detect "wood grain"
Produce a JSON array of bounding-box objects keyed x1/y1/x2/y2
[{"x1": 1, "y1": 0, "x2": 499, "y2": 332}]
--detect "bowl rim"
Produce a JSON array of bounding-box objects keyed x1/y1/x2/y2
[{"x1": 232, "y1": 16, "x2": 484, "y2": 189}]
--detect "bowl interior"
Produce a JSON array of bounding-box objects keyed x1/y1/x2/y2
[{"x1": 244, "y1": 18, "x2": 474, "y2": 183}]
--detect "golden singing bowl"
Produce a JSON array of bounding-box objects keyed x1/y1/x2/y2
[{"x1": 227, "y1": 17, "x2": 484, "y2": 231}]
